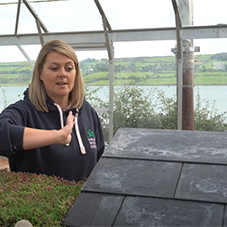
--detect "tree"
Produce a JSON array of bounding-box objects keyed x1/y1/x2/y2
[
  {"x1": 94, "y1": 63, "x2": 109, "y2": 72},
  {"x1": 86, "y1": 86, "x2": 227, "y2": 143}
]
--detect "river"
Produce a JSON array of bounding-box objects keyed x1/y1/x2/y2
[{"x1": 0, "y1": 85, "x2": 226, "y2": 116}]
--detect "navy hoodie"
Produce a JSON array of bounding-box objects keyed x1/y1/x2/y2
[{"x1": 0, "y1": 88, "x2": 105, "y2": 181}]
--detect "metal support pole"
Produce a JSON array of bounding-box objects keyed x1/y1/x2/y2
[
  {"x1": 15, "y1": 0, "x2": 21, "y2": 35},
  {"x1": 177, "y1": 49, "x2": 183, "y2": 130},
  {"x1": 16, "y1": 44, "x2": 34, "y2": 68},
  {"x1": 22, "y1": 0, "x2": 48, "y2": 33},
  {"x1": 172, "y1": 0, "x2": 183, "y2": 130},
  {"x1": 102, "y1": 17, "x2": 114, "y2": 141},
  {"x1": 172, "y1": 44, "x2": 183, "y2": 130},
  {"x1": 94, "y1": 0, "x2": 114, "y2": 142},
  {"x1": 108, "y1": 44, "x2": 114, "y2": 142},
  {"x1": 102, "y1": 16, "x2": 113, "y2": 63},
  {"x1": 36, "y1": 19, "x2": 44, "y2": 46}
]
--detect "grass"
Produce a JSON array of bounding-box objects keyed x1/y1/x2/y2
[{"x1": 194, "y1": 76, "x2": 227, "y2": 85}]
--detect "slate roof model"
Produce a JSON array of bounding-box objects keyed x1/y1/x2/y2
[{"x1": 63, "y1": 128, "x2": 227, "y2": 227}]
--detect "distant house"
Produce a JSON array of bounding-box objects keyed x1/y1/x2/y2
[
  {"x1": 82, "y1": 68, "x2": 94, "y2": 72},
  {"x1": 155, "y1": 66, "x2": 162, "y2": 71}
]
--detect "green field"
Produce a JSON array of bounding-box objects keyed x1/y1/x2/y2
[{"x1": 1, "y1": 53, "x2": 227, "y2": 86}]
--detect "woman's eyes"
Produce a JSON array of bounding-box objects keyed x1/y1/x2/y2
[
  {"x1": 50, "y1": 67, "x2": 74, "y2": 71},
  {"x1": 66, "y1": 67, "x2": 74, "y2": 71}
]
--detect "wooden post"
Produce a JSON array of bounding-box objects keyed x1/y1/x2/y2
[
  {"x1": 177, "y1": 0, "x2": 194, "y2": 130},
  {"x1": 182, "y1": 44, "x2": 194, "y2": 130}
]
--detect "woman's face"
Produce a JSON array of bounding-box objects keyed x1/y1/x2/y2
[{"x1": 40, "y1": 51, "x2": 76, "y2": 103}]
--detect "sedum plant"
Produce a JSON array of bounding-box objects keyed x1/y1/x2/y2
[{"x1": 0, "y1": 169, "x2": 84, "y2": 227}]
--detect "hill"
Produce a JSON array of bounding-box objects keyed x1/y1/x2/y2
[{"x1": 1, "y1": 53, "x2": 227, "y2": 86}]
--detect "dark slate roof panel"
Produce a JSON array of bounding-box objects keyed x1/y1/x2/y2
[
  {"x1": 82, "y1": 157, "x2": 182, "y2": 198},
  {"x1": 175, "y1": 163, "x2": 227, "y2": 203},
  {"x1": 62, "y1": 192, "x2": 124, "y2": 227},
  {"x1": 223, "y1": 205, "x2": 227, "y2": 227},
  {"x1": 104, "y1": 128, "x2": 227, "y2": 164},
  {"x1": 114, "y1": 196, "x2": 224, "y2": 227},
  {"x1": 63, "y1": 128, "x2": 227, "y2": 227}
]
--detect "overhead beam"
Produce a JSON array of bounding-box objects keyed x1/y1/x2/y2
[
  {"x1": 1, "y1": 25, "x2": 227, "y2": 46},
  {"x1": 15, "y1": 0, "x2": 21, "y2": 35},
  {"x1": 22, "y1": 0, "x2": 48, "y2": 33},
  {"x1": 71, "y1": 42, "x2": 106, "y2": 51},
  {"x1": 94, "y1": 0, "x2": 112, "y2": 31},
  {"x1": 172, "y1": 0, "x2": 182, "y2": 28}
]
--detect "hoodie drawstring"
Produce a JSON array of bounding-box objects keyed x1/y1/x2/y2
[
  {"x1": 74, "y1": 111, "x2": 86, "y2": 154},
  {"x1": 54, "y1": 104, "x2": 64, "y2": 128},
  {"x1": 54, "y1": 103, "x2": 86, "y2": 154}
]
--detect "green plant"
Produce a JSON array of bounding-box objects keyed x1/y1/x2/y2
[
  {"x1": 0, "y1": 169, "x2": 84, "y2": 227},
  {"x1": 113, "y1": 86, "x2": 162, "y2": 132},
  {"x1": 0, "y1": 87, "x2": 7, "y2": 109},
  {"x1": 194, "y1": 90, "x2": 227, "y2": 131},
  {"x1": 86, "y1": 86, "x2": 227, "y2": 143}
]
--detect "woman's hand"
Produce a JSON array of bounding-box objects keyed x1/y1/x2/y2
[
  {"x1": 23, "y1": 111, "x2": 75, "y2": 149},
  {"x1": 58, "y1": 111, "x2": 75, "y2": 145}
]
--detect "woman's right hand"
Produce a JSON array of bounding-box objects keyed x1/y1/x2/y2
[
  {"x1": 58, "y1": 111, "x2": 75, "y2": 145},
  {"x1": 23, "y1": 111, "x2": 75, "y2": 149}
]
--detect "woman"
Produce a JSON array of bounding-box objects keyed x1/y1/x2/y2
[{"x1": 0, "y1": 40, "x2": 105, "y2": 181}]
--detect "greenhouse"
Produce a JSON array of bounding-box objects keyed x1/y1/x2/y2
[
  {"x1": 1, "y1": 1, "x2": 227, "y2": 226},
  {"x1": 1, "y1": 0, "x2": 227, "y2": 140}
]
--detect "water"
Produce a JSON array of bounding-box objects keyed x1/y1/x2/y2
[
  {"x1": 0, "y1": 85, "x2": 226, "y2": 116},
  {"x1": 87, "y1": 85, "x2": 227, "y2": 117},
  {"x1": 0, "y1": 86, "x2": 28, "y2": 111}
]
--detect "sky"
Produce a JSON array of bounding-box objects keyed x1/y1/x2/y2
[{"x1": 0, "y1": 0, "x2": 227, "y2": 62}]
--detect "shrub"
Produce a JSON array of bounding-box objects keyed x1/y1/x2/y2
[
  {"x1": 194, "y1": 90, "x2": 227, "y2": 131},
  {"x1": 86, "y1": 86, "x2": 227, "y2": 143},
  {"x1": 0, "y1": 169, "x2": 84, "y2": 227}
]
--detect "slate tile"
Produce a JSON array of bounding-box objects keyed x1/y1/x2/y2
[
  {"x1": 223, "y1": 205, "x2": 227, "y2": 227},
  {"x1": 62, "y1": 192, "x2": 124, "y2": 227},
  {"x1": 175, "y1": 163, "x2": 227, "y2": 203},
  {"x1": 113, "y1": 196, "x2": 223, "y2": 227},
  {"x1": 82, "y1": 157, "x2": 182, "y2": 198},
  {"x1": 104, "y1": 128, "x2": 227, "y2": 164}
]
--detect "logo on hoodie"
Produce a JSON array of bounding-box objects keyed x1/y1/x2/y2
[{"x1": 87, "y1": 129, "x2": 97, "y2": 149}]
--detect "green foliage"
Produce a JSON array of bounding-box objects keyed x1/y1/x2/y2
[
  {"x1": 151, "y1": 88, "x2": 178, "y2": 130},
  {"x1": 0, "y1": 170, "x2": 84, "y2": 227},
  {"x1": 194, "y1": 90, "x2": 227, "y2": 131},
  {"x1": 112, "y1": 86, "x2": 161, "y2": 132},
  {"x1": 86, "y1": 86, "x2": 227, "y2": 143}
]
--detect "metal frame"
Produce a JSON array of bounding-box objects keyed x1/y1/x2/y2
[
  {"x1": 94, "y1": 0, "x2": 114, "y2": 141},
  {"x1": 1, "y1": 0, "x2": 227, "y2": 140},
  {"x1": 172, "y1": 0, "x2": 183, "y2": 130},
  {"x1": 16, "y1": 44, "x2": 34, "y2": 68},
  {"x1": 1, "y1": 25, "x2": 227, "y2": 46},
  {"x1": 22, "y1": 0, "x2": 48, "y2": 33}
]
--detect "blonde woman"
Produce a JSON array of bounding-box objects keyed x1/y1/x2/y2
[{"x1": 0, "y1": 40, "x2": 105, "y2": 181}]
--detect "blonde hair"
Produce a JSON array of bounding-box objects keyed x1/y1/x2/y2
[{"x1": 29, "y1": 39, "x2": 84, "y2": 112}]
